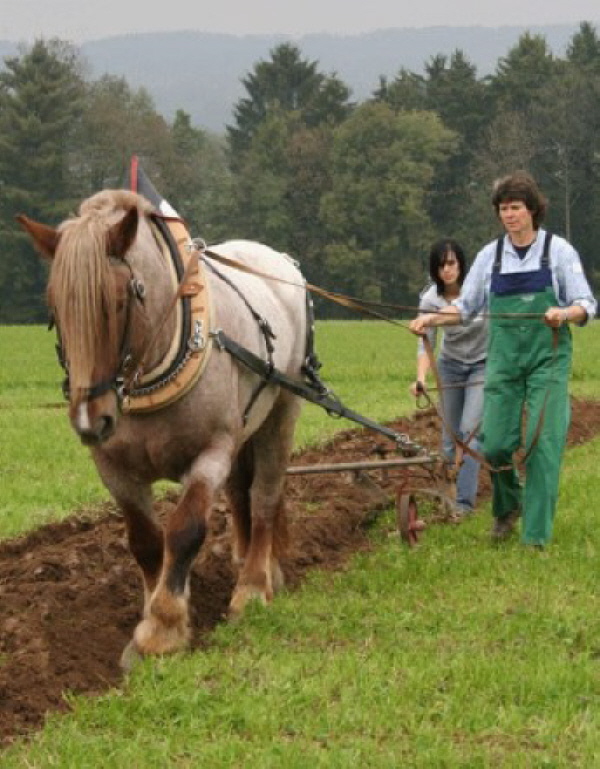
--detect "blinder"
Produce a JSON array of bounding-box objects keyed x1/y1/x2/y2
[{"x1": 50, "y1": 261, "x2": 146, "y2": 408}]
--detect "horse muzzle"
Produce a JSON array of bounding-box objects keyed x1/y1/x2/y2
[{"x1": 72, "y1": 402, "x2": 117, "y2": 446}]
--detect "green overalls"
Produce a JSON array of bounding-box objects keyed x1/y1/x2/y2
[{"x1": 482, "y1": 233, "x2": 572, "y2": 545}]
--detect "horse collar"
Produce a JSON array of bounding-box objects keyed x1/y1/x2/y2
[{"x1": 121, "y1": 215, "x2": 213, "y2": 413}]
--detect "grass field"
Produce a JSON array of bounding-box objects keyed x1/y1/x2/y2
[{"x1": 1, "y1": 321, "x2": 600, "y2": 766}]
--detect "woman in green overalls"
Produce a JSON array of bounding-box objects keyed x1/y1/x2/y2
[{"x1": 409, "y1": 171, "x2": 597, "y2": 547}]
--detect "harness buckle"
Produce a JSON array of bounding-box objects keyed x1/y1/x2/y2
[
  {"x1": 188, "y1": 319, "x2": 206, "y2": 352},
  {"x1": 121, "y1": 353, "x2": 133, "y2": 374},
  {"x1": 115, "y1": 377, "x2": 130, "y2": 412},
  {"x1": 190, "y1": 237, "x2": 207, "y2": 254},
  {"x1": 210, "y1": 329, "x2": 225, "y2": 351},
  {"x1": 258, "y1": 317, "x2": 276, "y2": 339}
]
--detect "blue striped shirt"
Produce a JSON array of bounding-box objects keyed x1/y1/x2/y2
[{"x1": 454, "y1": 229, "x2": 597, "y2": 324}]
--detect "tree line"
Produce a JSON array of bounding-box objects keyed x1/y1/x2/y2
[{"x1": 1, "y1": 24, "x2": 600, "y2": 322}]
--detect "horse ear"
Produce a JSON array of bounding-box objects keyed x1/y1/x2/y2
[
  {"x1": 15, "y1": 215, "x2": 60, "y2": 260},
  {"x1": 107, "y1": 207, "x2": 139, "y2": 258}
]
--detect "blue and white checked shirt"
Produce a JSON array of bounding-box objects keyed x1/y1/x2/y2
[{"x1": 454, "y1": 229, "x2": 597, "y2": 324}]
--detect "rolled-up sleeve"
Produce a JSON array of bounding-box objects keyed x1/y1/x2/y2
[
  {"x1": 453, "y1": 247, "x2": 492, "y2": 321},
  {"x1": 554, "y1": 241, "x2": 597, "y2": 324}
]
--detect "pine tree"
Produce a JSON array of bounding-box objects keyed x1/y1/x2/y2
[
  {"x1": 0, "y1": 39, "x2": 85, "y2": 322},
  {"x1": 226, "y1": 42, "x2": 351, "y2": 168}
]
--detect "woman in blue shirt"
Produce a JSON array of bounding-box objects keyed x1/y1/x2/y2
[{"x1": 410, "y1": 171, "x2": 597, "y2": 547}]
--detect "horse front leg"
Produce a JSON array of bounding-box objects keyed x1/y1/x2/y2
[
  {"x1": 109, "y1": 483, "x2": 161, "y2": 600},
  {"x1": 131, "y1": 445, "x2": 233, "y2": 659},
  {"x1": 95, "y1": 478, "x2": 164, "y2": 671},
  {"x1": 131, "y1": 481, "x2": 211, "y2": 657}
]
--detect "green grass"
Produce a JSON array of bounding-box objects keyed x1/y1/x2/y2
[
  {"x1": 1, "y1": 321, "x2": 600, "y2": 767},
  {"x1": 0, "y1": 327, "x2": 106, "y2": 537}
]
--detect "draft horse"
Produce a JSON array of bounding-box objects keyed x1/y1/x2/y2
[{"x1": 18, "y1": 190, "x2": 307, "y2": 664}]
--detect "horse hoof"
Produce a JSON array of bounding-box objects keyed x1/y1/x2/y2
[
  {"x1": 271, "y1": 561, "x2": 285, "y2": 593},
  {"x1": 133, "y1": 616, "x2": 190, "y2": 656},
  {"x1": 228, "y1": 584, "x2": 269, "y2": 618},
  {"x1": 120, "y1": 640, "x2": 143, "y2": 673}
]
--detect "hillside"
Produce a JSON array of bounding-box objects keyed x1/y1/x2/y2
[{"x1": 0, "y1": 23, "x2": 596, "y2": 133}]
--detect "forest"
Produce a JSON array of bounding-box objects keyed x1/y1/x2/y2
[{"x1": 1, "y1": 23, "x2": 600, "y2": 322}]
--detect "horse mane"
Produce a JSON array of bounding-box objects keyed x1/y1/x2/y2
[{"x1": 49, "y1": 190, "x2": 153, "y2": 397}]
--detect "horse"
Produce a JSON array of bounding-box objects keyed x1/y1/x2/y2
[{"x1": 17, "y1": 189, "x2": 307, "y2": 665}]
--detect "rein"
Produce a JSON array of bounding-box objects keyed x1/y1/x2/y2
[
  {"x1": 199, "y1": 245, "x2": 561, "y2": 471},
  {"x1": 54, "y1": 229, "x2": 559, "y2": 466},
  {"x1": 421, "y1": 331, "x2": 560, "y2": 473},
  {"x1": 200, "y1": 246, "x2": 551, "y2": 325},
  {"x1": 200, "y1": 246, "x2": 410, "y2": 327}
]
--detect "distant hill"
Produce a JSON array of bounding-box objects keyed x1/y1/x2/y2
[{"x1": 0, "y1": 24, "x2": 595, "y2": 133}]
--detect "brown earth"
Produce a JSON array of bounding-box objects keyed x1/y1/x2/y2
[{"x1": 1, "y1": 398, "x2": 600, "y2": 748}]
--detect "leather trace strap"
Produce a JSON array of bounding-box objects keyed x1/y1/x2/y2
[
  {"x1": 202, "y1": 257, "x2": 276, "y2": 424},
  {"x1": 211, "y1": 329, "x2": 420, "y2": 454}
]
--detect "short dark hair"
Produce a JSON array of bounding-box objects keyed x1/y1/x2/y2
[
  {"x1": 491, "y1": 170, "x2": 547, "y2": 228},
  {"x1": 429, "y1": 239, "x2": 466, "y2": 295}
]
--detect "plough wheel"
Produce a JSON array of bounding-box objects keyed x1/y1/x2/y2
[{"x1": 397, "y1": 492, "x2": 426, "y2": 547}]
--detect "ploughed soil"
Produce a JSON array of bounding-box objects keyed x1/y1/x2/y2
[{"x1": 2, "y1": 398, "x2": 600, "y2": 748}]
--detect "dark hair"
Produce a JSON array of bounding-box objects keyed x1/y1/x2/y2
[
  {"x1": 491, "y1": 170, "x2": 547, "y2": 228},
  {"x1": 429, "y1": 239, "x2": 466, "y2": 295}
]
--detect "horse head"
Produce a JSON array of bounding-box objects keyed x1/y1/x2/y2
[{"x1": 17, "y1": 191, "x2": 151, "y2": 445}]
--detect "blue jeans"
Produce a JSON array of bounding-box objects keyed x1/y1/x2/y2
[{"x1": 437, "y1": 355, "x2": 485, "y2": 512}]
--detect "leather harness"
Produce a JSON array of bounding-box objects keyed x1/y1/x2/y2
[{"x1": 121, "y1": 215, "x2": 212, "y2": 413}]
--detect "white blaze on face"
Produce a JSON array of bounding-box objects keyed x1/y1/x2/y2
[{"x1": 75, "y1": 401, "x2": 92, "y2": 432}]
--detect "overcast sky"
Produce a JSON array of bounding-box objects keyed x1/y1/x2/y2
[{"x1": 1, "y1": 0, "x2": 600, "y2": 43}]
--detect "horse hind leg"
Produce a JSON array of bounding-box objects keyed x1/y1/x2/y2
[
  {"x1": 228, "y1": 393, "x2": 298, "y2": 617},
  {"x1": 226, "y1": 442, "x2": 254, "y2": 568},
  {"x1": 270, "y1": 494, "x2": 288, "y2": 593}
]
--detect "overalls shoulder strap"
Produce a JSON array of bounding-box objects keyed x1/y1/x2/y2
[
  {"x1": 493, "y1": 235, "x2": 504, "y2": 273},
  {"x1": 540, "y1": 231, "x2": 553, "y2": 268},
  {"x1": 493, "y1": 232, "x2": 553, "y2": 272}
]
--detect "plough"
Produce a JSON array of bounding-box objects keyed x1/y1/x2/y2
[{"x1": 287, "y1": 449, "x2": 459, "y2": 547}]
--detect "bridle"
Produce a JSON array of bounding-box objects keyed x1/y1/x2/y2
[{"x1": 51, "y1": 257, "x2": 147, "y2": 408}]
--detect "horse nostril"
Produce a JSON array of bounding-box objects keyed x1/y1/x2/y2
[
  {"x1": 99, "y1": 415, "x2": 115, "y2": 439},
  {"x1": 78, "y1": 415, "x2": 115, "y2": 445}
]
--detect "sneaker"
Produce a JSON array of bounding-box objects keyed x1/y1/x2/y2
[{"x1": 490, "y1": 510, "x2": 521, "y2": 541}]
